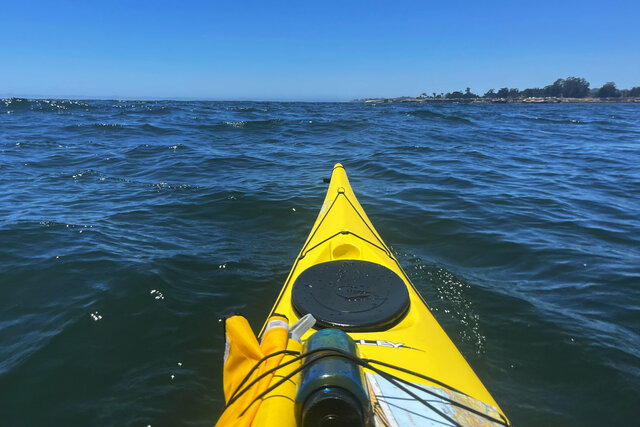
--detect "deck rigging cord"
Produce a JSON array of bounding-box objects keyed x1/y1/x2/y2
[{"x1": 224, "y1": 346, "x2": 510, "y2": 426}]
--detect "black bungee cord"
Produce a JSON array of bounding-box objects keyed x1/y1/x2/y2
[{"x1": 223, "y1": 347, "x2": 510, "y2": 426}]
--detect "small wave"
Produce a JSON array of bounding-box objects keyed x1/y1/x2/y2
[
  {"x1": 67, "y1": 168, "x2": 110, "y2": 181},
  {"x1": 65, "y1": 168, "x2": 137, "y2": 186},
  {"x1": 591, "y1": 119, "x2": 618, "y2": 125},
  {"x1": 125, "y1": 143, "x2": 164, "y2": 156},
  {"x1": 308, "y1": 118, "x2": 367, "y2": 130},
  {"x1": 529, "y1": 116, "x2": 588, "y2": 125},
  {"x1": 229, "y1": 106, "x2": 269, "y2": 113},
  {"x1": 2, "y1": 97, "x2": 31, "y2": 112},
  {"x1": 197, "y1": 119, "x2": 283, "y2": 131},
  {"x1": 113, "y1": 102, "x2": 171, "y2": 115},
  {"x1": 387, "y1": 145, "x2": 434, "y2": 153},
  {"x1": 62, "y1": 122, "x2": 179, "y2": 135},
  {"x1": 592, "y1": 124, "x2": 636, "y2": 134},
  {"x1": 139, "y1": 123, "x2": 180, "y2": 135},
  {"x1": 406, "y1": 109, "x2": 474, "y2": 125},
  {"x1": 64, "y1": 168, "x2": 198, "y2": 192},
  {"x1": 1, "y1": 98, "x2": 90, "y2": 113},
  {"x1": 37, "y1": 220, "x2": 96, "y2": 232},
  {"x1": 93, "y1": 123, "x2": 124, "y2": 129},
  {"x1": 224, "y1": 119, "x2": 282, "y2": 129},
  {"x1": 150, "y1": 182, "x2": 200, "y2": 191},
  {"x1": 63, "y1": 122, "x2": 125, "y2": 131},
  {"x1": 224, "y1": 121, "x2": 247, "y2": 128}
]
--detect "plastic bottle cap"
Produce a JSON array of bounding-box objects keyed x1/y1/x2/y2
[{"x1": 289, "y1": 313, "x2": 317, "y2": 342}]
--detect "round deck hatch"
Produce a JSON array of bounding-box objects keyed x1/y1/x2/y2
[{"x1": 291, "y1": 260, "x2": 410, "y2": 332}]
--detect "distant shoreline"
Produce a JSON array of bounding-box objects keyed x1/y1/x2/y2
[{"x1": 357, "y1": 97, "x2": 640, "y2": 104}]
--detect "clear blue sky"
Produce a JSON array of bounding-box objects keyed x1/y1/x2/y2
[{"x1": 2, "y1": 0, "x2": 638, "y2": 101}]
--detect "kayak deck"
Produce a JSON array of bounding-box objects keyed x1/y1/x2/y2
[
  {"x1": 215, "y1": 164, "x2": 509, "y2": 426},
  {"x1": 255, "y1": 164, "x2": 508, "y2": 424}
]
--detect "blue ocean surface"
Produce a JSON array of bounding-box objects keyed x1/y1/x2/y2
[{"x1": 0, "y1": 98, "x2": 638, "y2": 426}]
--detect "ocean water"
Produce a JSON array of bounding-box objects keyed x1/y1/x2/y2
[{"x1": 0, "y1": 98, "x2": 638, "y2": 426}]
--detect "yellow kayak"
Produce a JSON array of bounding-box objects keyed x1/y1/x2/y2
[{"x1": 217, "y1": 164, "x2": 510, "y2": 427}]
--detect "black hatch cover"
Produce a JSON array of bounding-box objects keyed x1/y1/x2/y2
[{"x1": 291, "y1": 260, "x2": 410, "y2": 332}]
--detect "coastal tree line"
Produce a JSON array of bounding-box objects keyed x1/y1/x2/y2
[{"x1": 420, "y1": 77, "x2": 640, "y2": 100}]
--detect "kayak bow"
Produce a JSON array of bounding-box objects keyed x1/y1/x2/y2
[{"x1": 217, "y1": 164, "x2": 509, "y2": 427}]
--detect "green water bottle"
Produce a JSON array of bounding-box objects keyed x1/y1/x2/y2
[{"x1": 295, "y1": 329, "x2": 373, "y2": 427}]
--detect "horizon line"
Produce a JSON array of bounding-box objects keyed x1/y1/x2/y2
[{"x1": 1, "y1": 93, "x2": 351, "y2": 103}]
